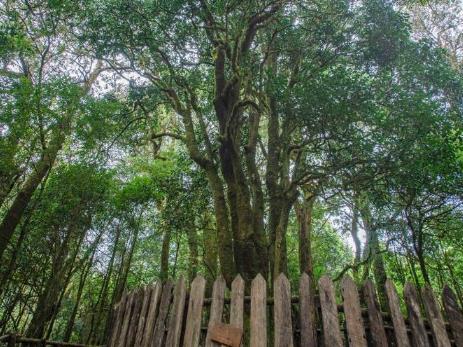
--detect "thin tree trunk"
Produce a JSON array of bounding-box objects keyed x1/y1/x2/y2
[
  {"x1": 360, "y1": 202, "x2": 387, "y2": 307},
  {"x1": 295, "y1": 193, "x2": 316, "y2": 279},
  {"x1": 63, "y1": 255, "x2": 94, "y2": 342},
  {"x1": 91, "y1": 225, "x2": 121, "y2": 344},
  {"x1": 203, "y1": 212, "x2": 218, "y2": 294},
  {"x1": 26, "y1": 211, "x2": 89, "y2": 339},
  {"x1": 160, "y1": 227, "x2": 171, "y2": 281},
  {"x1": 0, "y1": 118, "x2": 70, "y2": 260},
  {"x1": 0, "y1": 170, "x2": 50, "y2": 297},
  {"x1": 186, "y1": 224, "x2": 199, "y2": 282}
]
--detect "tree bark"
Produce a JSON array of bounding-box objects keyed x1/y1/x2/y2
[
  {"x1": 295, "y1": 193, "x2": 316, "y2": 279},
  {"x1": 0, "y1": 117, "x2": 70, "y2": 260},
  {"x1": 203, "y1": 212, "x2": 218, "y2": 294},
  {"x1": 360, "y1": 202, "x2": 387, "y2": 308},
  {"x1": 160, "y1": 227, "x2": 171, "y2": 281},
  {"x1": 186, "y1": 224, "x2": 199, "y2": 282}
]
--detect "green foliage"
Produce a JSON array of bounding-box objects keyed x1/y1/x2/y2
[{"x1": 1, "y1": 0, "x2": 463, "y2": 343}]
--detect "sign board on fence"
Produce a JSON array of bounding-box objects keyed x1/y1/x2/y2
[{"x1": 209, "y1": 323, "x2": 243, "y2": 347}]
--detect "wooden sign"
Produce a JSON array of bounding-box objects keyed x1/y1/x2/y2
[{"x1": 208, "y1": 323, "x2": 243, "y2": 347}]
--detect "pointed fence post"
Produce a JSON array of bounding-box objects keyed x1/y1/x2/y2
[
  {"x1": 363, "y1": 279, "x2": 388, "y2": 347},
  {"x1": 442, "y1": 285, "x2": 463, "y2": 347},
  {"x1": 108, "y1": 293, "x2": 128, "y2": 347},
  {"x1": 183, "y1": 275, "x2": 206, "y2": 347},
  {"x1": 385, "y1": 280, "x2": 410, "y2": 347},
  {"x1": 299, "y1": 273, "x2": 317, "y2": 347},
  {"x1": 126, "y1": 288, "x2": 144, "y2": 346},
  {"x1": 274, "y1": 273, "x2": 294, "y2": 347},
  {"x1": 152, "y1": 281, "x2": 174, "y2": 346},
  {"x1": 134, "y1": 286, "x2": 153, "y2": 346},
  {"x1": 230, "y1": 275, "x2": 245, "y2": 331},
  {"x1": 118, "y1": 291, "x2": 136, "y2": 347},
  {"x1": 250, "y1": 274, "x2": 267, "y2": 347},
  {"x1": 404, "y1": 283, "x2": 430, "y2": 347},
  {"x1": 205, "y1": 276, "x2": 226, "y2": 347},
  {"x1": 422, "y1": 285, "x2": 451, "y2": 347},
  {"x1": 341, "y1": 275, "x2": 367, "y2": 347},
  {"x1": 318, "y1": 276, "x2": 343, "y2": 347},
  {"x1": 166, "y1": 277, "x2": 187, "y2": 347},
  {"x1": 141, "y1": 282, "x2": 162, "y2": 347}
]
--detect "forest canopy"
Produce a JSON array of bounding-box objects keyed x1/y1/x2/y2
[{"x1": 0, "y1": 0, "x2": 462, "y2": 344}]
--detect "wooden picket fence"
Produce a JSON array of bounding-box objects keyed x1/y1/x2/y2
[{"x1": 107, "y1": 273, "x2": 463, "y2": 347}]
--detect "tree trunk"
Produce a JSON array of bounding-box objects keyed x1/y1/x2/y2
[
  {"x1": 416, "y1": 249, "x2": 431, "y2": 285},
  {"x1": 96, "y1": 226, "x2": 121, "y2": 344},
  {"x1": 350, "y1": 202, "x2": 362, "y2": 281},
  {"x1": 186, "y1": 224, "x2": 199, "y2": 282},
  {"x1": 360, "y1": 202, "x2": 387, "y2": 308},
  {"x1": 204, "y1": 167, "x2": 236, "y2": 284},
  {"x1": 0, "y1": 118, "x2": 70, "y2": 260},
  {"x1": 160, "y1": 227, "x2": 171, "y2": 281},
  {"x1": 25, "y1": 209, "x2": 91, "y2": 339},
  {"x1": 295, "y1": 193, "x2": 316, "y2": 279},
  {"x1": 63, "y1": 258, "x2": 93, "y2": 342},
  {"x1": 203, "y1": 212, "x2": 218, "y2": 294}
]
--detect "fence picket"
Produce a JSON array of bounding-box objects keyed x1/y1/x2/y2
[
  {"x1": 117, "y1": 291, "x2": 136, "y2": 347},
  {"x1": 363, "y1": 280, "x2": 388, "y2": 347},
  {"x1": 442, "y1": 285, "x2": 463, "y2": 347},
  {"x1": 206, "y1": 276, "x2": 226, "y2": 347},
  {"x1": 250, "y1": 274, "x2": 267, "y2": 347},
  {"x1": 299, "y1": 273, "x2": 317, "y2": 347},
  {"x1": 230, "y1": 275, "x2": 245, "y2": 330},
  {"x1": 422, "y1": 286, "x2": 451, "y2": 347},
  {"x1": 341, "y1": 275, "x2": 367, "y2": 347},
  {"x1": 385, "y1": 280, "x2": 410, "y2": 347},
  {"x1": 152, "y1": 281, "x2": 174, "y2": 347},
  {"x1": 134, "y1": 286, "x2": 152, "y2": 346},
  {"x1": 165, "y1": 277, "x2": 187, "y2": 347},
  {"x1": 126, "y1": 288, "x2": 144, "y2": 346},
  {"x1": 274, "y1": 273, "x2": 294, "y2": 347},
  {"x1": 183, "y1": 275, "x2": 206, "y2": 347},
  {"x1": 319, "y1": 275, "x2": 343, "y2": 347},
  {"x1": 108, "y1": 293, "x2": 127, "y2": 347},
  {"x1": 141, "y1": 283, "x2": 162, "y2": 347},
  {"x1": 404, "y1": 283, "x2": 430, "y2": 347}
]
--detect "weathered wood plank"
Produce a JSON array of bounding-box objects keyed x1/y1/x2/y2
[
  {"x1": 117, "y1": 291, "x2": 136, "y2": 347},
  {"x1": 126, "y1": 288, "x2": 144, "y2": 347},
  {"x1": 230, "y1": 275, "x2": 244, "y2": 331},
  {"x1": 318, "y1": 275, "x2": 343, "y2": 347},
  {"x1": 108, "y1": 293, "x2": 127, "y2": 347},
  {"x1": 206, "y1": 276, "x2": 226, "y2": 347},
  {"x1": 299, "y1": 273, "x2": 317, "y2": 347},
  {"x1": 141, "y1": 282, "x2": 162, "y2": 347},
  {"x1": 183, "y1": 275, "x2": 206, "y2": 347},
  {"x1": 442, "y1": 285, "x2": 463, "y2": 347},
  {"x1": 422, "y1": 285, "x2": 451, "y2": 347},
  {"x1": 341, "y1": 275, "x2": 367, "y2": 347},
  {"x1": 250, "y1": 274, "x2": 267, "y2": 347},
  {"x1": 363, "y1": 280, "x2": 388, "y2": 347},
  {"x1": 385, "y1": 280, "x2": 410, "y2": 347},
  {"x1": 152, "y1": 281, "x2": 174, "y2": 347},
  {"x1": 274, "y1": 273, "x2": 294, "y2": 347},
  {"x1": 134, "y1": 286, "x2": 152, "y2": 346},
  {"x1": 404, "y1": 283, "x2": 430, "y2": 347},
  {"x1": 165, "y1": 277, "x2": 187, "y2": 347}
]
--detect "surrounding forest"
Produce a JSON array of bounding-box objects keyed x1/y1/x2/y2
[{"x1": 1, "y1": 0, "x2": 463, "y2": 344}]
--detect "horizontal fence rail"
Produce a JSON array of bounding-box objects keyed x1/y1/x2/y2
[
  {"x1": 107, "y1": 274, "x2": 463, "y2": 347},
  {"x1": 0, "y1": 334, "x2": 102, "y2": 346}
]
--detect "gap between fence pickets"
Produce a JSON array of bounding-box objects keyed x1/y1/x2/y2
[{"x1": 108, "y1": 273, "x2": 463, "y2": 347}]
